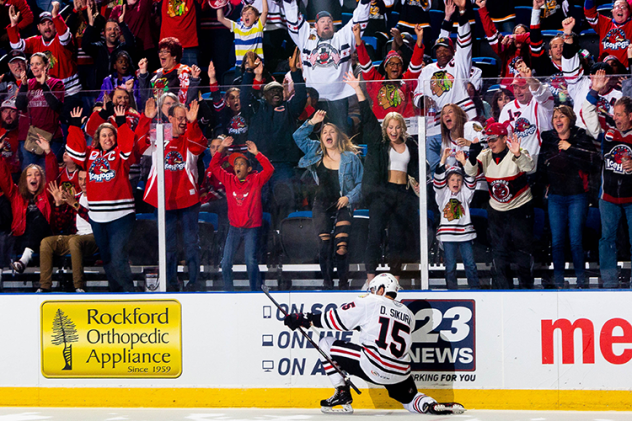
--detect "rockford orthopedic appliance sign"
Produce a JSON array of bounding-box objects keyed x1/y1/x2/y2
[{"x1": 41, "y1": 300, "x2": 182, "y2": 378}]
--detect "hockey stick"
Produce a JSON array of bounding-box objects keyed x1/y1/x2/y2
[{"x1": 261, "y1": 285, "x2": 361, "y2": 395}]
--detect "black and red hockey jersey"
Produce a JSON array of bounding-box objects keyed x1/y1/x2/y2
[
  {"x1": 8, "y1": 15, "x2": 81, "y2": 96},
  {"x1": 66, "y1": 124, "x2": 136, "y2": 223}
]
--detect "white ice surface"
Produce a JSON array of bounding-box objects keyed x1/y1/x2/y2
[{"x1": 0, "y1": 408, "x2": 630, "y2": 421}]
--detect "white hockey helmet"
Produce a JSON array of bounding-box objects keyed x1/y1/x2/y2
[{"x1": 369, "y1": 273, "x2": 400, "y2": 298}]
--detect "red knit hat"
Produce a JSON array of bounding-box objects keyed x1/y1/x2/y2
[{"x1": 384, "y1": 50, "x2": 403, "y2": 66}]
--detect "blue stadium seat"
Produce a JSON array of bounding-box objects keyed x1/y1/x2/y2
[
  {"x1": 579, "y1": 29, "x2": 599, "y2": 60},
  {"x1": 472, "y1": 57, "x2": 499, "y2": 79},
  {"x1": 470, "y1": 208, "x2": 488, "y2": 219},
  {"x1": 198, "y1": 212, "x2": 219, "y2": 230},
  {"x1": 472, "y1": 8, "x2": 486, "y2": 43},
  {"x1": 388, "y1": 11, "x2": 399, "y2": 31},
  {"x1": 350, "y1": 209, "x2": 369, "y2": 263},
  {"x1": 597, "y1": 3, "x2": 613, "y2": 18},
  {"x1": 129, "y1": 218, "x2": 158, "y2": 265},
  {"x1": 272, "y1": 72, "x2": 286, "y2": 83},
  {"x1": 541, "y1": 30, "x2": 563, "y2": 44},
  {"x1": 515, "y1": 6, "x2": 532, "y2": 27},
  {"x1": 357, "y1": 144, "x2": 368, "y2": 157},
  {"x1": 341, "y1": 12, "x2": 353, "y2": 26},
  {"x1": 469, "y1": 208, "x2": 491, "y2": 262},
  {"x1": 362, "y1": 36, "x2": 378, "y2": 50},
  {"x1": 583, "y1": 207, "x2": 601, "y2": 262},
  {"x1": 541, "y1": 29, "x2": 563, "y2": 37},
  {"x1": 222, "y1": 66, "x2": 238, "y2": 87},
  {"x1": 362, "y1": 36, "x2": 379, "y2": 61},
  {"x1": 279, "y1": 213, "x2": 318, "y2": 264},
  {"x1": 429, "y1": 10, "x2": 444, "y2": 43},
  {"x1": 572, "y1": 4, "x2": 586, "y2": 28},
  {"x1": 473, "y1": 57, "x2": 497, "y2": 66},
  {"x1": 585, "y1": 207, "x2": 601, "y2": 232},
  {"x1": 533, "y1": 208, "x2": 545, "y2": 241},
  {"x1": 485, "y1": 84, "x2": 501, "y2": 98},
  {"x1": 136, "y1": 213, "x2": 156, "y2": 220},
  {"x1": 287, "y1": 210, "x2": 312, "y2": 218}
]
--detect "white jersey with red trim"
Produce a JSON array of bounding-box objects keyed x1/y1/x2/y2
[
  {"x1": 433, "y1": 167, "x2": 477, "y2": 243},
  {"x1": 498, "y1": 84, "x2": 554, "y2": 172},
  {"x1": 317, "y1": 293, "x2": 413, "y2": 385},
  {"x1": 414, "y1": 18, "x2": 474, "y2": 136},
  {"x1": 249, "y1": 0, "x2": 287, "y2": 30},
  {"x1": 285, "y1": 0, "x2": 370, "y2": 101},
  {"x1": 561, "y1": 51, "x2": 621, "y2": 135},
  {"x1": 464, "y1": 148, "x2": 534, "y2": 212}
]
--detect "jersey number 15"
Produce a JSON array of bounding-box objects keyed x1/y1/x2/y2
[{"x1": 375, "y1": 317, "x2": 410, "y2": 359}]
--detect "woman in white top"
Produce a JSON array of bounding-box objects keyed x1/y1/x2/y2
[{"x1": 345, "y1": 72, "x2": 420, "y2": 287}]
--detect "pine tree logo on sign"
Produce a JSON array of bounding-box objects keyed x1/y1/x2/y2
[
  {"x1": 51, "y1": 309, "x2": 79, "y2": 370},
  {"x1": 41, "y1": 300, "x2": 182, "y2": 378}
]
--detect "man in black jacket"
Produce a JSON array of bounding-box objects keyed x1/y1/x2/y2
[
  {"x1": 240, "y1": 48, "x2": 306, "y2": 226},
  {"x1": 81, "y1": 4, "x2": 136, "y2": 95}
]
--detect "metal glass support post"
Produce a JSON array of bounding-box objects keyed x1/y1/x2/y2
[
  {"x1": 156, "y1": 123, "x2": 167, "y2": 292},
  {"x1": 417, "y1": 115, "x2": 429, "y2": 290}
]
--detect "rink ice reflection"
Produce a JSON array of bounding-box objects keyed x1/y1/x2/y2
[{"x1": 0, "y1": 408, "x2": 631, "y2": 421}]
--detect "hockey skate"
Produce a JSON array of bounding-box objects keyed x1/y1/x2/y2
[
  {"x1": 320, "y1": 385, "x2": 353, "y2": 414},
  {"x1": 427, "y1": 402, "x2": 466, "y2": 415}
]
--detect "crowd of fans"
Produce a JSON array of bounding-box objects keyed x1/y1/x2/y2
[{"x1": 0, "y1": 0, "x2": 631, "y2": 292}]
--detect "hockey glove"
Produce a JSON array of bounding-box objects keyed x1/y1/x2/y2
[{"x1": 284, "y1": 313, "x2": 312, "y2": 330}]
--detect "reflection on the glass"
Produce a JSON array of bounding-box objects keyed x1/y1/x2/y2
[{"x1": 0, "y1": 0, "x2": 630, "y2": 292}]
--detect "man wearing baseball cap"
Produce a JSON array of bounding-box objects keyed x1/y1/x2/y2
[
  {"x1": 240, "y1": 48, "x2": 305, "y2": 226},
  {"x1": 413, "y1": 0, "x2": 475, "y2": 174},
  {"x1": 0, "y1": 50, "x2": 28, "y2": 100},
  {"x1": 7, "y1": 1, "x2": 82, "y2": 98},
  {"x1": 0, "y1": 100, "x2": 21, "y2": 181},
  {"x1": 465, "y1": 122, "x2": 536, "y2": 289},
  {"x1": 284, "y1": 0, "x2": 371, "y2": 133},
  {"x1": 498, "y1": 61, "x2": 554, "y2": 171}
]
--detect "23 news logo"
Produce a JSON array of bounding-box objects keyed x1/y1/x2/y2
[{"x1": 402, "y1": 299, "x2": 476, "y2": 371}]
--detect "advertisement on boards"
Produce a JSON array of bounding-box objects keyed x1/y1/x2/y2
[
  {"x1": 41, "y1": 300, "x2": 182, "y2": 378},
  {"x1": 257, "y1": 294, "x2": 477, "y2": 387}
]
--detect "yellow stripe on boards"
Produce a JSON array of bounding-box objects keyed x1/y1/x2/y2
[{"x1": 0, "y1": 388, "x2": 630, "y2": 411}]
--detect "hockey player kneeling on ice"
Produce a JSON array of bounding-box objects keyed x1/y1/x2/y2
[{"x1": 283, "y1": 273, "x2": 466, "y2": 415}]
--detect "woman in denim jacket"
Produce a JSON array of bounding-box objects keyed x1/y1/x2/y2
[{"x1": 293, "y1": 110, "x2": 364, "y2": 289}]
